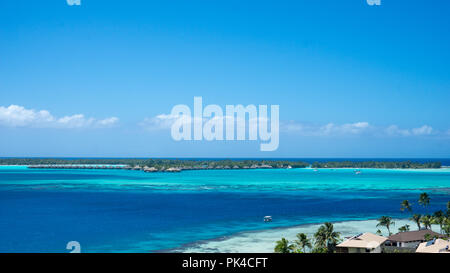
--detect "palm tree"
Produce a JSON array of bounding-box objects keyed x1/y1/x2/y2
[
  {"x1": 314, "y1": 222, "x2": 341, "y2": 253},
  {"x1": 398, "y1": 224, "x2": 410, "y2": 233},
  {"x1": 376, "y1": 216, "x2": 395, "y2": 235},
  {"x1": 274, "y1": 238, "x2": 295, "y2": 253},
  {"x1": 443, "y1": 218, "x2": 450, "y2": 236},
  {"x1": 410, "y1": 214, "x2": 422, "y2": 230},
  {"x1": 294, "y1": 233, "x2": 312, "y2": 253},
  {"x1": 420, "y1": 215, "x2": 433, "y2": 230},
  {"x1": 418, "y1": 192, "x2": 430, "y2": 212},
  {"x1": 400, "y1": 200, "x2": 412, "y2": 213},
  {"x1": 424, "y1": 233, "x2": 435, "y2": 241},
  {"x1": 314, "y1": 226, "x2": 327, "y2": 249},
  {"x1": 432, "y1": 210, "x2": 445, "y2": 234},
  {"x1": 310, "y1": 245, "x2": 328, "y2": 253}
]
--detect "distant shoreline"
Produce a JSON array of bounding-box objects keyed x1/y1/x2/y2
[
  {"x1": 0, "y1": 162, "x2": 444, "y2": 173},
  {"x1": 1, "y1": 165, "x2": 448, "y2": 169},
  {"x1": 1, "y1": 165, "x2": 449, "y2": 176},
  {"x1": 0, "y1": 158, "x2": 446, "y2": 174}
]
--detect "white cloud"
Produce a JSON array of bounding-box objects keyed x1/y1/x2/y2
[
  {"x1": 0, "y1": 105, "x2": 118, "y2": 129},
  {"x1": 385, "y1": 125, "x2": 412, "y2": 136},
  {"x1": 385, "y1": 124, "x2": 433, "y2": 136},
  {"x1": 281, "y1": 121, "x2": 371, "y2": 136},
  {"x1": 0, "y1": 105, "x2": 54, "y2": 127},
  {"x1": 412, "y1": 125, "x2": 433, "y2": 136},
  {"x1": 140, "y1": 114, "x2": 191, "y2": 131},
  {"x1": 96, "y1": 117, "x2": 119, "y2": 128},
  {"x1": 66, "y1": 0, "x2": 81, "y2": 6},
  {"x1": 321, "y1": 122, "x2": 370, "y2": 135},
  {"x1": 283, "y1": 121, "x2": 442, "y2": 138},
  {"x1": 281, "y1": 121, "x2": 305, "y2": 132},
  {"x1": 141, "y1": 114, "x2": 268, "y2": 132},
  {"x1": 144, "y1": 115, "x2": 371, "y2": 137},
  {"x1": 142, "y1": 113, "x2": 447, "y2": 139},
  {"x1": 56, "y1": 114, "x2": 94, "y2": 128}
]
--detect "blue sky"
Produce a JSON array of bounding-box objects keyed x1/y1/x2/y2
[{"x1": 0, "y1": 0, "x2": 449, "y2": 157}]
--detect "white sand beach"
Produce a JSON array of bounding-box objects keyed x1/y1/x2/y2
[{"x1": 175, "y1": 219, "x2": 440, "y2": 253}]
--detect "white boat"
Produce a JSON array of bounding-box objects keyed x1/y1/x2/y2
[{"x1": 264, "y1": 216, "x2": 272, "y2": 222}]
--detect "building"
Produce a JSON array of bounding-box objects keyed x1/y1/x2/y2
[
  {"x1": 385, "y1": 229, "x2": 444, "y2": 249},
  {"x1": 416, "y1": 239, "x2": 450, "y2": 253},
  {"x1": 336, "y1": 233, "x2": 387, "y2": 253}
]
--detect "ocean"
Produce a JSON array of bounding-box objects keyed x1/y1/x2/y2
[{"x1": 0, "y1": 164, "x2": 449, "y2": 252}]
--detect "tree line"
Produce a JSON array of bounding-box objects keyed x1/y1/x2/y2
[
  {"x1": 0, "y1": 158, "x2": 309, "y2": 169},
  {"x1": 311, "y1": 161, "x2": 441, "y2": 169},
  {"x1": 0, "y1": 158, "x2": 443, "y2": 169},
  {"x1": 274, "y1": 222, "x2": 341, "y2": 253},
  {"x1": 274, "y1": 193, "x2": 450, "y2": 253},
  {"x1": 376, "y1": 193, "x2": 450, "y2": 237}
]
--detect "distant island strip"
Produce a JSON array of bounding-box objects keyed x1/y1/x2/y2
[{"x1": 0, "y1": 159, "x2": 443, "y2": 172}]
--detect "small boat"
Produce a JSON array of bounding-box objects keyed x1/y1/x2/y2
[
  {"x1": 354, "y1": 170, "x2": 361, "y2": 174},
  {"x1": 264, "y1": 216, "x2": 272, "y2": 222}
]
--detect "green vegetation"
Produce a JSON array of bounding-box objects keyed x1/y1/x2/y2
[
  {"x1": 418, "y1": 192, "x2": 431, "y2": 210},
  {"x1": 0, "y1": 158, "x2": 309, "y2": 170},
  {"x1": 310, "y1": 246, "x2": 328, "y2": 253},
  {"x1": 410, "y1": 214, "x2": 422, "y2": 230},
  {"x1": 311, "y1": 160, "x2": 441, "y2": 169},
  {"x1": 0, "y1": 158, "x2": 443, "y2": 170},
  {"x1": 433, "y1": 210, "x2": 445, "y2": 234},
  {"x1": 274, "y1": 223, "x2": 341, "y2": 253},
  {"x1": 273, "y1": 193, "x2": 450, "y2": 253},
  {"x1": 294, "y1": 233, "x2": 312, "y2": 253},
  {"x1": 398, "y1": 193, "x2": 450, "y2": 237},
  {"x1": 398, "y1": 194, "x2": 450, "y2": 240},
  {"x1": 443, "y1": 218, "x2": 450, "y2": 236},
  {"x1": 376, "y1": 216, "x2": 395, "y2": 235},
  {"x1": 273, "y1": 193, "x2": 449, "y2": 253},
  {"x1": 398, "y1": 224, "x2": 410, "y2": 233},
  {"x1": 313, "y1": 222, "x2": 341, "y2": 253},
  {"x1": 424, "y1": 233, "x2": 440, "y2": 241},
  {"x1": 400, "y1": 200, "x2": 412, "y2": 213},
  {"x1": 401, "y1": 193, "x2": 449, "y2": 237},
  {"x1": 420, "y1": 215, "x2": 433, "y2": 230},
  {"x1": 274, "y1": 238, "x2": 295, "y2": 253}
]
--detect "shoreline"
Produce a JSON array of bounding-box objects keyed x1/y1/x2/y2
[
  {"x1": 0, "y1": 158, "x2": 445, "y2": 173},
  {"x1": 0, "y1": 164, "x2": 448, "y2": 172},
  {"x1": 163, "y1": 218, "x2": 437, "y2": 253}
]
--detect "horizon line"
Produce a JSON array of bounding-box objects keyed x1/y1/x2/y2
[{"x1": 1, "y1": 156, "x2": 449, "y2": 160}]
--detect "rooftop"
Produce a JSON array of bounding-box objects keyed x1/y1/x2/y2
[
  {"x1": 388, "y1": 230, "x2": 444, "y2": 243},
  {"x1": 337, "y1": 233, "x2": 387, "y2": 249},
  {"x1": 416, "y1": 239, "x2": 450, "y2": 253}
]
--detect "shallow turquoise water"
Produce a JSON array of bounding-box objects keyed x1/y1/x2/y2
[
  {"x1": 0, "y1": 166, "x2": 449, "y2": 252},
  {"x1": 2, "y1": 166, "x2": 450, "y2": 192}
]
